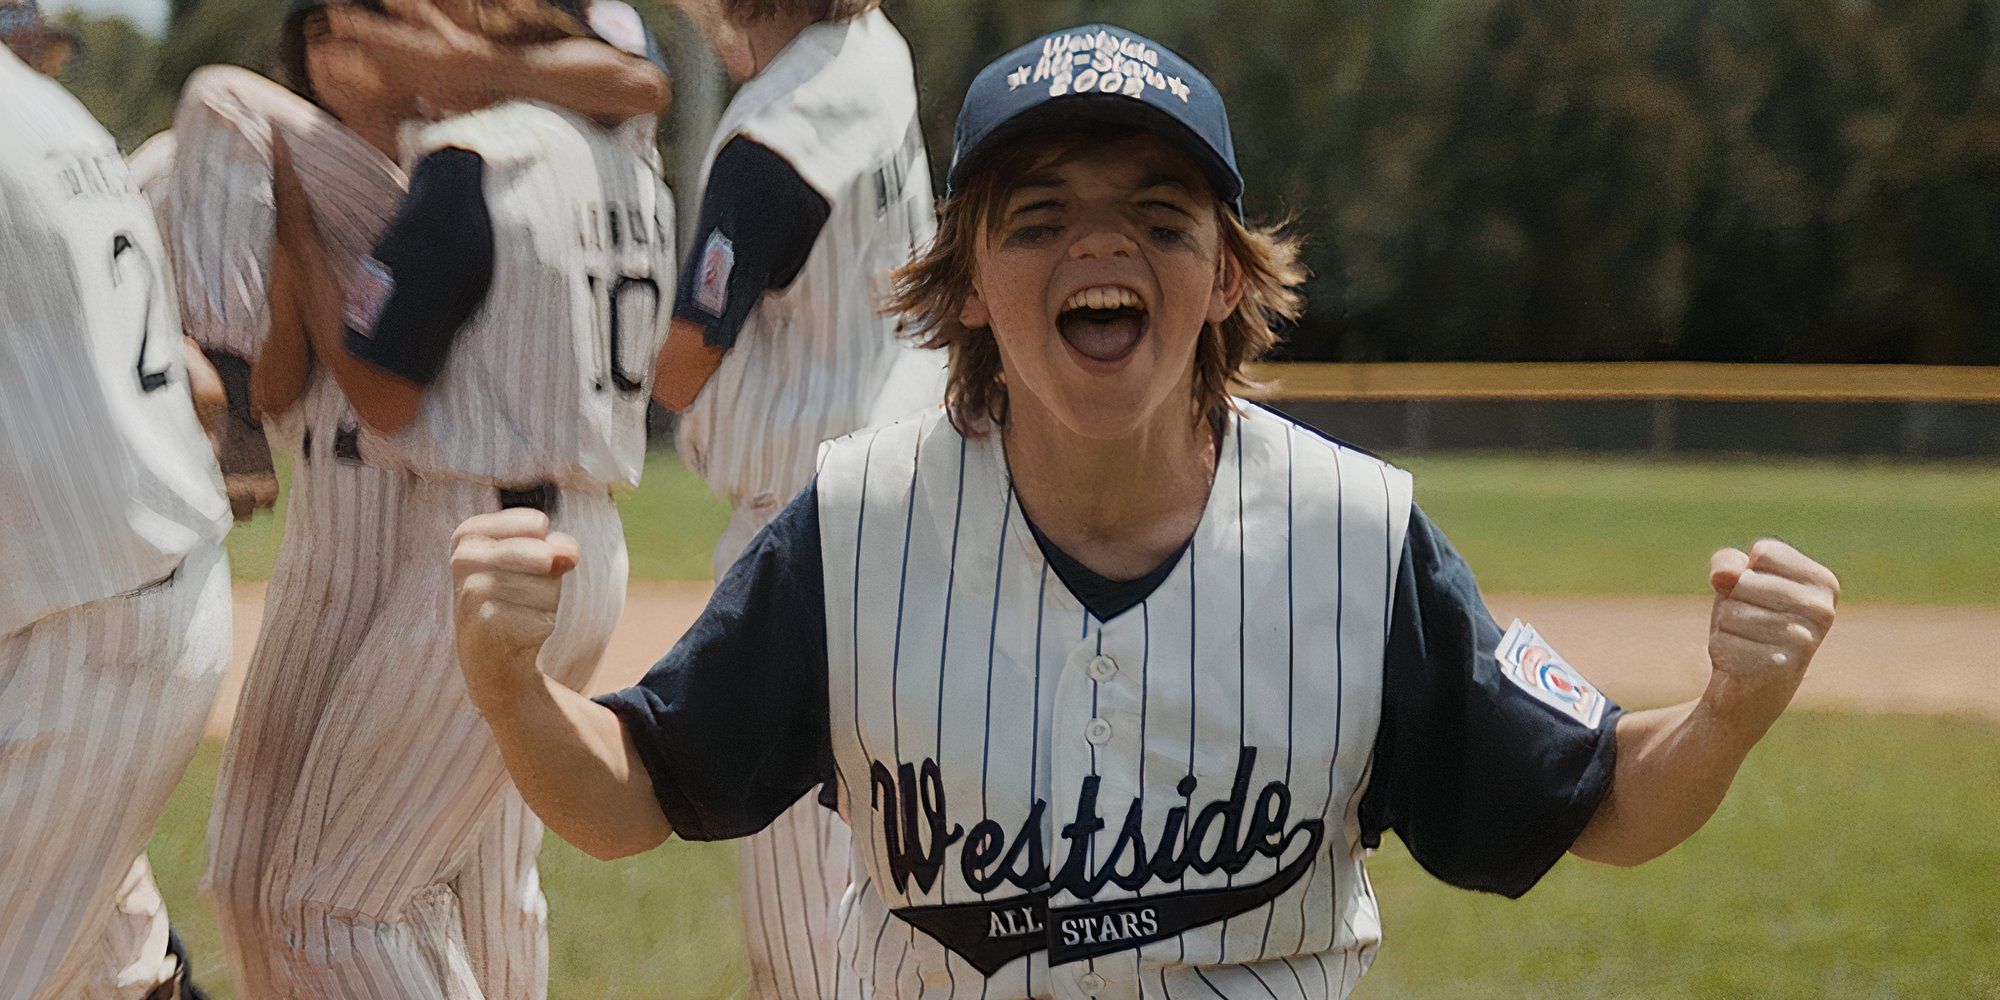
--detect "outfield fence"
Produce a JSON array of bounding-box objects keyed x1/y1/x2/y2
[{"x1": 1242, "y1": 363, "x2": 2000, "y2": 458}]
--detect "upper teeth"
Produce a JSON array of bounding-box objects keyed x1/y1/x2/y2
[{"x1": 1064, "y1": 286, "x2": 1144, "y2": 312}]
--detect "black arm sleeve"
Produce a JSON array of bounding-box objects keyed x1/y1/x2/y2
[
  {"x1": 674, "y1": 136, "x2": 831, "y2": 350},
  {"x1": 342, "y1": 147, "x2": 494, "y2": 385},
  {"x1": 592, "y1": 483, "x2": 835, "y2": 841},
  {"x1": 1358, "y1": 505, "x2": 1623, "y2": 898}
]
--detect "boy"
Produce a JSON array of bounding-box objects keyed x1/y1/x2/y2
[
  {"x1": 451, "y1": 24, "x2": 1840, "y2": 998},
  {"x1": 0, "y1": 34, "x2": 232, "y2": 999}
]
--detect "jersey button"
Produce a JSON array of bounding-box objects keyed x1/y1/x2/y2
[
  {"x1": 1087, "y1": 654, "x2": 1118, "y2": 682},
  {"x1": 1077, "y1": 971, "x2": 1107, "y2": 995},
  {"x1": 1084, "y1": 718, "x2": 1113, "y2": 745}
]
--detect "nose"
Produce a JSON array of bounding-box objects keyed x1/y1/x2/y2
[{"x1": 1068, "y1": 226, "x2": 1139, "y2": 261}]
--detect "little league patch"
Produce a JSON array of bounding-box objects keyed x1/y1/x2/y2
[{"x1": 1497, "y1": 619, "x2": 1607, "y2": 728}]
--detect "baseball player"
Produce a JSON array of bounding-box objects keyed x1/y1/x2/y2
[
  {"x1": 450, "y1": 22, "x2": 1845, "y2": 999},
  {"x1": 0, "y1": 35, "x2": 232, "y2": 999},
  {"x1": 144, "y1": 2, "x2": 669, "y2": 995},
  {"x1": 648, "y1": 1, "x2": 939, "y2": 992},
  {"x1": 256, "y1": 22, "x2": 676, "y2": 991}
]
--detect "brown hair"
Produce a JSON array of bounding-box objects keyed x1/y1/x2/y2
[
  {"x1": 886, "y1": 124, "x2": 1307, "y2": 433},
  {"x1": 727, "y1": 0, "x2": 876, "y2": 22}
]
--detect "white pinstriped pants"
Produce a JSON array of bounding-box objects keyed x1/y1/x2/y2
[
  {"x1": 256, "y1": 477, "x2": 624, "y2": 999},
  {"x1": 0, "y1": 541, "x2": 230, "y2": 999},
  {"x1": 716, "y1": 498, "x2": 864, "y2": 1000}
]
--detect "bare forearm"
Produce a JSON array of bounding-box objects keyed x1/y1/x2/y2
[
  {"x1": 1572, "y1": 672, "x2": 1798, "y2": 866},
  {"x1": 251, "y1": 261, "x2": 312, "y2": 420},
  {"x1": 473, "y1": 38, "x2": 669, "y2": 125},
  {"x1": 471, "y1": 667, "x2": 673, "y2": 860}
]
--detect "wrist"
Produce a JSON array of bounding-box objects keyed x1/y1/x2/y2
[
  {"x1": 1695, "y1": 665, "x2": 1801, "y2": 745},
  {"x1": 464, "y1": 648, "x2": 551, "y2": 721}
]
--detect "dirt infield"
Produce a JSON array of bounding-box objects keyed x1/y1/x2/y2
[{"x1": 208, "y1": 583, "x2": 1998, "y2": 739}]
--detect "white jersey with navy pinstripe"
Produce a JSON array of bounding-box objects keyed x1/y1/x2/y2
[
  {"x1": 0, "y1": 46, "x2": 229, "y2": 640},
  {"x1": 815, "y1": 404, "x2": 1412, "y2": 1000},
  {"x1": 675, "y1": 7, "x2": 938, "y2": 511},
  {"x1": 145, "y1": 66, "x2": 411, "y2": 461},
  {"x1": 360, "y1": 101, "x2": 675, "y2": 490}
]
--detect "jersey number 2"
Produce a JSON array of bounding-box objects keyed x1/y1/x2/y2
[{"x1": 112, "y1": 232, "x2": 171, "y2": 394}]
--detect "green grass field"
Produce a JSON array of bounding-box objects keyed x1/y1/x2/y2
[
  {"x1": 149, "y1": 712, "x2": 2000, "y2": 999},
  {"x1": 225, "y1": 451, "x2": 2000, "y2": 604},
  {"x1": 181, "y1": 450, "x2": 1997, "y2": 996}
]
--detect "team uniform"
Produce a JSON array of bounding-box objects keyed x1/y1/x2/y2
[
  {"x1": 248, "y1": 100, "x2": 674, "y2": 999},
  {"x1": 0, "y1": 45, "x2": 232, "y2": 998},
  {"x1": 141, "y1": 64, "x2": 422, "y2": 998},
  {"x1": 670, "y1": 10, "x2": 939, "y2": 994},
  {"x1": 598, "y1": 405, "x2": 1623, "y2": 998}
]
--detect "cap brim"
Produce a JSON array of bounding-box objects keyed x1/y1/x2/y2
[{"x1": 949, "y1": 93, "x2": 1244, "y2": 214}]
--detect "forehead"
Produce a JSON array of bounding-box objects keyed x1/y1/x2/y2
[{"x1": 1003, "y1": 132, "x2": 1213, "y2": 202}]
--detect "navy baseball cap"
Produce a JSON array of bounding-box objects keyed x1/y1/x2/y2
[{"x1": 948, "y1": 24, "x2": 1243, "y2": 214}]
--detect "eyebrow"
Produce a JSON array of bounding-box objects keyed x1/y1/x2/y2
[
  {"x1": 1003, "y1": 174, "x2": 1067, "y2": 219},
  {"x1": 1137, "y1": 172, "x2": 1200, "y2": 196}
]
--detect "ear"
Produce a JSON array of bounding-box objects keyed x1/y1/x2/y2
[
  {"x1": 1206, "y1": 246, "x2": 1247, "y2": 327},
  {"x1": 959, "y1": 280, "x2": 993, "y2": 331}
]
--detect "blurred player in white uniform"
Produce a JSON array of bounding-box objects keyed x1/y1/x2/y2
[
  {"x1": 648, "y1": 3, "x2": 938, "y2": 994},
  {"x1": 143, "y1": 0, "x2": 668, "y2": 994},
  {"x1": 0, "y1": 31, "x2": 232, "y2": 1000},
  {"x1": 255, "y1": 4, "x2": 675, "y2": 985}
]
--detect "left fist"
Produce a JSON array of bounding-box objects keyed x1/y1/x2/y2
[{"x1": 1707, "y1": 539, "x2": 1839, "y2": 687}]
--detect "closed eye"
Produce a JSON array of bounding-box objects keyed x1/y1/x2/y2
[{"x1": 1003, "y1": 224, "x2": 1061, "y2": 248}]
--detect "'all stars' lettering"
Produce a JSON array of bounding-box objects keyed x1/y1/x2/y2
[
  {"x1": 986, "y1": 905, "x2": 1044, "y2": 940},
  {"x1": 1058, "y1": 908, "x2": 1160, "y2": 948}
]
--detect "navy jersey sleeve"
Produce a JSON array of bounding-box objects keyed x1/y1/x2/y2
[
  {"x1": 674, "y1": 136, "x2": 831, "y2": 350},
  {"x1": 342, "y1": 147, "x2": 494, "y2": 385},
  {"x1": 593, "y1": 483, "x2": 835, "y2": 841},
  {"x1": 1358, "y1": 505, "x2": 1623, "y2": 898}
]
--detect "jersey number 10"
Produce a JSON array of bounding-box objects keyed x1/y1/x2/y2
[{"x1": 586, "y1": 271, "x2": 661, "y2": 395}]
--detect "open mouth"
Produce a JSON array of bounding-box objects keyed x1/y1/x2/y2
[{"x1": 1057, "y1": 285, "x2": 1148, "y2": 364}]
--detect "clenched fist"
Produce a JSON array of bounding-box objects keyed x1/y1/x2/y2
[
  {"x1": 452, "y1": 509, "x2": 579, "y2": 708},
  {"x1": 1706, "y1": 539, "x2": 1839, "y2": 693}
]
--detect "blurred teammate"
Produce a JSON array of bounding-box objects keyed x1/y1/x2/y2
[
  {"x1": 649, "y1": 2, "x2": 937, "y2": 992},
  {"x1": 145, "y1": 0, "x2": 667, "y2": 994},
  {"x1": 0, "y1": 23, "x2": 231, "y2": 999},
  {"x1": 239, "y1": 0, "x2": 674, "y2": 992}
]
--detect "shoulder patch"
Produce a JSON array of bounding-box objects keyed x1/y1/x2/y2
[
  {"x1": 693, "y1": 229, "x2": 735, "y2": 317},
  {"x1": 1495, "y1": 619, "x2": 1606, "y2": 728}
]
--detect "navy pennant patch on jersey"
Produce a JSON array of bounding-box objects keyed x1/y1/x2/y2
[
  {"x1": 881, "y1": 746, "x2": 1325, "y2": 975},
  {"x1": 1496, "y1": 619, "x2": 1606, "y2": 727},
  {"x1": 693, "y1": 229, "x2": 734, "y2": 317}
]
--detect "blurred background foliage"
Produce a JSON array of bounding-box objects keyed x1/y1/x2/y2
[{"x1": 49, "y1": 0, "x2": 2000, "y2": 365}]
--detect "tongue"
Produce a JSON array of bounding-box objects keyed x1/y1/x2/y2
[{"x1": 1059, "y1": 312, "x2": 1143, "y2": 362}]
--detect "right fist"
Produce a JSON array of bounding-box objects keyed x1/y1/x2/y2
[{"x1": 451, "y1": 509, "x2": 579, "y2": 704}]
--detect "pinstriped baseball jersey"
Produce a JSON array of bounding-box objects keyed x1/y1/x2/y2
[
  {"x1": 145, "y1": 67, "x2": 410, "y2": 459},
  {"x1": 357, "y1": 101, "x2": 675, "y2": 489},
  {"x1": 815, "y1": 404, "x2": 1411, "y2": 999},
  {"x1": 674, "y1": 7, "x2": 937, "y2": 510},
  {"x1": 605, "y1": 410, "x2": 1628, "y2": 999},
  {"x1": 0, "y1": 46, "x2": 229, "y2": 640}
]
